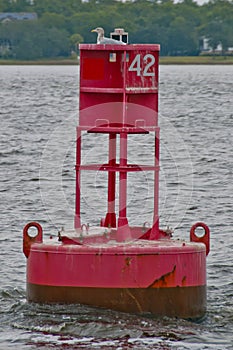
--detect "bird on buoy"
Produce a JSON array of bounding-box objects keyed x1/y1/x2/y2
[{"x1": 91, "y1": 27, "x2": 126, "y2": 45}]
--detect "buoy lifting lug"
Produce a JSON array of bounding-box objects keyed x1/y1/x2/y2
[
  {"x1": 190, "y1": 222, "x2": 210, "y2": 256},
  {"x1": 23, "y1": 221, "x2": 43, "y2": 258}
]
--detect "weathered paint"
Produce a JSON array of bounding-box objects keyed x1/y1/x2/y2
[
  {"x1": 23, "y1": 221, "x2": 209, "y2": 318},
  {"x1": 27, "y1": 283, "x2": 206, "y2": 319},
  {"x1": 148, "y1": 265, "x2": 177, "y2": 288},
  {"x1": 23, "y1": 44, "x2": 210, "y2": 319},
  {"x1": 26, "y1": 233, "x2": 206, "y2": 289}
]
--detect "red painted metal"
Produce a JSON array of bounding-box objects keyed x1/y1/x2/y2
[
  {"x1": 23, "y1": 222, "x2": 43, "y2": 258},
  {"x1": 23, "y1": 43, "x2": 210, "y2": 319},
  {"x1": 190, "y1": 222, "x2": 210, "y2": 256},
  {"x1": 26, "y1": 240, "x2": 206, "y2": 288},
  {"x1": 77, "y1": 44, "x2": 160, "y2": 235},
  {"x1": 103, "y1": 133, "x2": 117, "y2": 228},
  {"x1": 79, "y1": 45, "x2": 159, "y2": 128}
]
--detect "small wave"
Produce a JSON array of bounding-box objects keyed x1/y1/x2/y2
[
  {"x1": 0, "y1": 287, "x2": 25, "y2": 301},
  {"x1": 0, "y1": 149, "x2": 23, "y2": 157}
]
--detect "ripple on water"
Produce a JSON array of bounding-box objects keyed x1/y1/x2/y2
[{"x1": 0, "y1": 65, "x2": 232, "y2": 349}]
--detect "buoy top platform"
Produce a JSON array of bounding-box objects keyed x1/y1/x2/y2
[{"x1": 79, "y1": 44, "x2": 160, "y2": 129}]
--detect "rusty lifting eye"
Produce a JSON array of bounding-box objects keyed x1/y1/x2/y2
[
  {"x1": 190, "y1": 222, "x2": 210, "y2": 256},
  {"x1": 23, "y1": 221, "x2": 43, "y2": 258}
]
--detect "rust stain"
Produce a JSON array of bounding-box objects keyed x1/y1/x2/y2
[
  {"x1": 148, "y1": 265, "x2": 176, "y2": 288},
  {"x1": 125, "y1": 257, "x2": 132, "y2": 266},
  {"x1": 182, "y1": 276, "x2": 187, "y2": 286},
  {"x1": 125, "y1": 288, "x2": 143, "y2": 313},
  {"x1": 122, "y1": 257, "x2": 132, "y2": 273}
]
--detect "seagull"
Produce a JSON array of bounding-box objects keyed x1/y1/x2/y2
[{"x1": 91, "y1": 27, "x2": 126, "y2": 45}]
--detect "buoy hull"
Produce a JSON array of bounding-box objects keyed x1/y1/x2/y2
[
  {"x1": 26, "y1": 238, "x2": 207, "y2": 319},
  {"x1": 27, "y1": 284, "x2": 206, "y2": 319}
]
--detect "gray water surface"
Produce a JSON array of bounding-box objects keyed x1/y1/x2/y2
[{"x1": 0, "y1": 65, "x2": 232, "y2": 349}]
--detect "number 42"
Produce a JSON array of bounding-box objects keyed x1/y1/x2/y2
[{"x1": 128, "y1": 54, "x2": 155, "y2": 77}]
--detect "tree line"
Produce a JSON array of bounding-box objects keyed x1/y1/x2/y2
[{"x1": 0, "y1": 0, "x2": 232, "y2": 59}]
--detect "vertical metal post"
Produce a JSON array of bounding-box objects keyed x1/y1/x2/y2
[
  {"x1": 104, "y1": 133, "x2": 117, "y2": 227},
  {"x1": 74, "y1": 127, "x2": 81, "y2": 229},
  {"x1": 117, "y1": 132, "x2": 131, "y2": 242},
  {"x1": 117, "y1": 48, "x2": 131, "y2": 240},
  {"x1": 150, "y1": 128, "x2": 160, "y2": 239}
]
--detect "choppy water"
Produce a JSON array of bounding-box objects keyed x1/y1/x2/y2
[{"x1": 0, "y1": 64, "x2": 232, "y2": 349}]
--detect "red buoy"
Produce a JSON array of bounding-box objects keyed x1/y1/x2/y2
[{"x1": 23, "y1": 41, "x2": 210, "y2": 319}]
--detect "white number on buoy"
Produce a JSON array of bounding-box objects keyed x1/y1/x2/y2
[{"x1": 128, "y1": 54, "x2": 155, "y2": 77}]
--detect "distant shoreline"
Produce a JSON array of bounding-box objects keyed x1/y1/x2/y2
[
  {"x1": 0, "y1": 56, "x2": 233, "y2": 65},
  {"x1": 160, "y1": 56, "x2": 233, "y2": 65},
  {"x1": 0, "y1": 59, "x2": 79, "y2": 65}
]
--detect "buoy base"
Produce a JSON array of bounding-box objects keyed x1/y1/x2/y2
[
  {"x1": 24, "y1": 224, "x2": 210, "y2": 320},
  {"x1": 27, "y1": 283, "x2": 206, "y2": 319}
]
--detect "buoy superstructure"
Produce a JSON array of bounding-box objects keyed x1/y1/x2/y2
[{"x1": 23, "y1": 43, "x2": 210, "y2": 319}]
